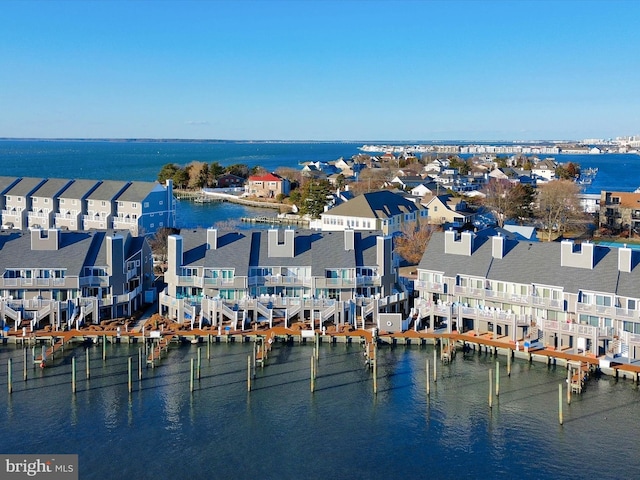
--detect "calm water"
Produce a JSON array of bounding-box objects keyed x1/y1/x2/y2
[
  {"x1": 2, "y1": 140, "x2": 640, "y2": 228},
  {"x1": 0, "y1": 140, "x2": 363, "y2": 229},
  {"x1": 0, "y1": 341, "x2": 638, "y2": 479}
]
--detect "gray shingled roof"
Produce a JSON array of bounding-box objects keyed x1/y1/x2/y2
[
  {"x1": 86, "y1": 181, "x2": 130, "y2": 201},
  {"x1": 0, "y1": 177, "x2": 20, "y2": 194},
  {"x1": 420, "y1": 231, "x2": 640, "y2": 297},
  {"x1": 32, "y1": 178, "x2": 74, "y2": 198},
  {"x1": 178, "y1": 229, "x2": 382, "y2": 275},
  {"x1": 6, "y1": 178, "x2": 46, "y2": 196},
  {"x1": 58, "y1": 179, "x2": 101, "y2": 199},
  {"x1": 323, "y1": 190, "x2": 421, "y2": 219},
  {"x1": 117, "y1": 181, "x2": 158, "y2": 202}
]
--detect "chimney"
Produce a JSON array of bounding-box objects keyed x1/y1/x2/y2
[
  {"x1": 167, "y1": 234, "x2": 183, "y2": 276},
  {"x1": 560, "y1": 240, "x2": 594, "y2": 269},
  {"x1": 206, "y1": 228, "x2": 217, "y2": 250},
  {"x1": 344, "y1": 229, "x2": 355, "y2": 251},
  {"x1": 444, "y1": 228, "x2": 473, "y2": 256},
  {"x1": 106, "y1": 234, "x2": 125, "y2": 279},
  {"x1": 30, "y1": 228, "x2": 60, "y2": 251},
  {"x1": 618, "y1": 244, "x2": 633, "y2": 273},
  {"x1": 491, "y1": 233, "x2": 505, "y2": 259},
  {"x1": 268, "y1": 228, "x2": 295, "y2": 258}
]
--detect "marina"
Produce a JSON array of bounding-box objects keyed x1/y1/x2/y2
[{"x1": 1, "y1": 321, "x2": 639, "y2": 479}]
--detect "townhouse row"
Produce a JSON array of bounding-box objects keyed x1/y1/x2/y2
[
  {"x1": 159, "y1": 228, "x2": 408, "y2": 330},
  {"x1": 0, "y1": 228, "x2": 154, "y2": 330},
  {"x1": 416, "y1": 229, "x2": 640, "y2": 362},
  {"x1": 0, "y1": 176, "x2": 175, "y2": 236}
]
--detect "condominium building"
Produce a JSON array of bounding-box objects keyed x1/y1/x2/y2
[
  {"x1": 160, "y1": 228, "x2": 406, "y2": 329},
  {"x1": 416, "y1": 229, "x2": 640, "y2": 362},
  {"x1": 0, "y1": 228, "x2": 154, "y2": 329},
  {"x1": 0, "y1": 176, "x2": 175, "y2": 235}
]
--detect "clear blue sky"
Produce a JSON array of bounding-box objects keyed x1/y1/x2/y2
[{"x1": 1, "y1": 0, "x2": 638, "y2": 141}]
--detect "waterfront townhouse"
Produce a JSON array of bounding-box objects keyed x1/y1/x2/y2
[
  {"x1": 113, "y1": 180, "x2": 175, "y2": 236},
  {"x1": 0, "y1": 228, "x2": 153, "y2": 329},
  {"x1": 0, "y1": 177, "x2": 22, "y2": 214},
  {"x1": 1, "y1": 177, "x2": 47, "y2": 230},
  {"x1": 82, "y1": 180, "x2": 130, "y2": 231},
  {"x1": 28, "y1": 178, "x2": 74, "y2": 229},
  {"x1": 415, "y1": 229, "x2": 640, "y2": 362},
  {"x1": 55, "y1": 179, "x2": 101, "y2": 231},
  {"x1": 599, "y1": 191, "x2": 640, "y2": 234},
  {"x1": 160, "y1": 228, "x2": 405, "y2": 329},
  {"x1": 317, "y1": 190, "x2": 427, "y2": 234}
]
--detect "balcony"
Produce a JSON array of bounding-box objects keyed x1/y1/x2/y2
[
  {"x1": 453, "y1": 285, "x2": 484, "y2": 297},
  {"x1": 113, "y1": 216, "x2": 139, "y2": 226},
  {"x1": 576, "y1": 301, "x2": 612, "y2": 316},
  {"x1": 80, "y1": 275, "x2": 110, "y2": 287},
  {"x1": 356, "y1": 275, "x2": 382, "y2": 287},
  {"x1": 531, "y1": 296, "x2": 563, "y2": 309},
  {"x1": 615, "y1": 307, "x2": 640, "y2": 320}
]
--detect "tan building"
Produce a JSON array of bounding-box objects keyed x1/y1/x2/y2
[{"x1": 599, "y1": 191, "x2": 640, "y2": 234}]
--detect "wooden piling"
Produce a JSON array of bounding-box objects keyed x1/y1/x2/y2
[
  {"x1": 102, "y1": 335, "x2": 106, "y2": 361},
  {"x1": 190, "y1": 358, "x2": 194, "y2": 393},
  {"x1": 507, "y1": 351, "x2": 511, "y2": 377},
  {"x1": 433, "y1": 349, "x2": 438, "y2": 382},
  {"x1": 23, "y1": 348, "x2": 27, "y2": 381},
  {"x1": 138, "y1": 348, "x2": 142, "y2": 380},
  {"x1": 559, "y1": 383, "x2": 563, "y2": 425},
  {"x1": 496, "y1": 361, "x2": 500, "y2": 397},
  {"x1": 128, "y1": 357, "x2": 132, "y2": 393},
  {"x1": 207, "y1": 335, "x2": 211, "y2": 361},
  {"x1": 373, "y1": 345, "x2": 378, "y2": 395},
  {"x1": 566, "y1": 367, "x2": 571, "y2": 405},
  {"x1": 197, "y1": 347, "x2": 201, "y2": 380},
  {"x1": 310, "y1": 355, "x2": 315, "y2": 393},
  {"x1": 426, "y1": 359, "x2": 430, "y2": 396},
  {"x1": 72, "y1": 357, "x2": 76, "y2": 393},
  {"x1": 489, "y1": 368, "x2": 493, "y2": 409},
  {"x1": 247, "y1": 356, "x2": 251, "y2": 392},
  {"x1": 86, "y1": 348, "x2": 90, "y2": 380},
  {"x1": 8, "y1": 358, "x2": 12, "y2": 394}
]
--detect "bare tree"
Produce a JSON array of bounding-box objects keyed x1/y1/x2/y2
[
  {"x1": 483, "y1": 180, "x2": 536, "y2": 227},
  {"x1": 536, "y1": 180, "x2": 583, "y2": 241},
  {"x1": 148, "y1": 227, "x2": 180, "y2": 272},
  {"x1": 394, "y1": 223, "x2": 438, "y2": 265}
]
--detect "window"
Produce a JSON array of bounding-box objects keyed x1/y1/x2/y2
[
  {"x1": 101, "y1": 201, "x2": 106, "y2": 207},
  {"x1": 144, "y1": 202, "x2": 149, "y2": 208}
]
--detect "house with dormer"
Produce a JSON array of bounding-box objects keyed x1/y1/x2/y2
[
  {"x1": 245, "y1": 172, "x2": 291, "y2": 198},
  {"x1": 415, "y1": 229, "x2": 640, "y2": 362}
]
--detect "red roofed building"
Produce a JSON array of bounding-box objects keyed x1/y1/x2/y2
[{"x1": 244, "y1": 172, "x2": 291, "y2": 198}]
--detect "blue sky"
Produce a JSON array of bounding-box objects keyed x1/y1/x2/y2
[{"x1": 1, "y1": 0, "x2": 638, "y2": 141}]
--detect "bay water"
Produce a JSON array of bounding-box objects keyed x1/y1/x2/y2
[{"x1": 1, "y1": 140, "x2": 640, "y2": 478}]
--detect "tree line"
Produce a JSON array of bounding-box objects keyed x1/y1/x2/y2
[{"x1": 157, "y1": 161, "x2": 266, "y2": 189}]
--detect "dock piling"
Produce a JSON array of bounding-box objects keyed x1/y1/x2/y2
[
  {"x1": 138, "y1": 348, "x2": 142, "y2": 380},
  {"x1": 7, "y1": 358, "x2": 12, "y2": 394},
  {"x1": 426, "y1": 359, "x2": 430, "y2": 396},
  {"x1": 23, "y1": 348, "x2": 27, "y2": 382},
  {"x1": 489, "y1": 368, "x2": 493, "y2": 409},
  {"x1": 190, "y1": 358, "x2": 194, "y2": 393},
  {"x1": 247, "y1": 356, "x2": 251, "y2": 392},
  {"x1": 496, "y1": 361, "x2": 500, "y2": 397},
  {"x1": 197, "y1": 347, "x2": 201, "y2": 380},
  {"x1": 86, "y1": 348, "x2": 90, "y2": 380},
  {"x1": 433, "y1": 350, "x2": 437, "y2": 383},
  {"x1": 507, "y1": 351, "x2": 511, "y2": 377},
  {"x1": 567, "y1": 368, "x2": 571, "y2": 405},
  {"x1": 310, "y1": 355, "x2": 315, "y2": 393},
  {"x1": 128, "y1": 357, "x2": 132, "y2": 393},
  {"x1": 559, "y1": 383, "x2": 563, "y2": 425},
  {"x1": 373, "y1": 344, "x2": 378, "y2": 395},
  {"x1": 102, "y1": 335, "x2": 106, "y2": 361},
  {"x1": 71, "y1": 357, "x2": 76, "y2": 393}
]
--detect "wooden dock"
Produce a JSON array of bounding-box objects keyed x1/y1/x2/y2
[
  {"x1": 34, "y1": 331, "x2": 76, "y2": 367},
  {"x1": 147, "y1": 334, "x2": 175, "y2": 367}
]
